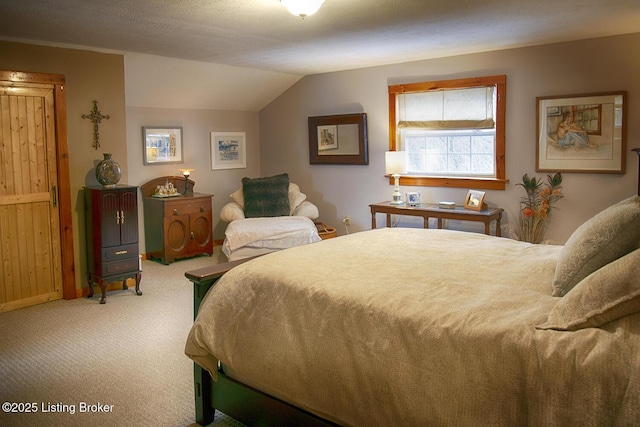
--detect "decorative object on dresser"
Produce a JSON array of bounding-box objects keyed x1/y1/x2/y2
[
  {"x1": 94, "y1": 153, "x2": 122, "y2": 187},
  {"x1": 179, "y1": 168, "x2": 194, "y2": 195},
  {"x1": 141, "y1": 176, "x2": 213, "y2": 264},
  {"x1": 84, "y1": 185, "x2": 142, "y2": 304}
]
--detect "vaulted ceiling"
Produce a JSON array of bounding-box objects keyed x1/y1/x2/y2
[{"x1": 1, "y1": 0, "x2": 638, "y2": 110}]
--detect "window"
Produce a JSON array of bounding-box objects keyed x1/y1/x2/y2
[{"x1": 388, "y1": 75, "x2": 507, "y2": 190}]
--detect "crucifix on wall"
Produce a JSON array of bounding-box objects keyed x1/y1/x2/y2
[{"x1": 82, "y1": 100, "x2": 110, "y2": 150}]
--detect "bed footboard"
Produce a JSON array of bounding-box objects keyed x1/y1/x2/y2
[
  {"x1": 185, "y1": 257, "x2": 257, "y2": 425},
  {"x1": 185, "y1": 256, "x2": 339, "y2": 426}
]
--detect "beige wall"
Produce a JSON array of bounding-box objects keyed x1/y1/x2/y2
[
  {"x1": 0, "y1": 41, "x2": 262, "y2": 293},
  {"x1": 125, "y1": 107, "x2": 260, "y2": 245},
  {"x1": 0, "y1": 40, "x2": 127, "y2": 294},
  {"x1": 2, "y1": 33, "x2": 639, "y2": 294},
  {"x1": 260, "y1": 33, "x2": 640, "y2": 244}
]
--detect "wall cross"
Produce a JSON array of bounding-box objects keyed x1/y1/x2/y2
[{"x1": 82, "y1": 100, "x2": 110, "y2": 150}]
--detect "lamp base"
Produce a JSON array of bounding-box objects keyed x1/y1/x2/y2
[
  {"x1": 390, "y1": 193, "x2": 404, "y2": 205},
  {"x1": 390, "y1": 174, "x2": 404, "y2": 205},
  {"x1": 183, "y1": 177, "x2": 191, "y2": 195}
]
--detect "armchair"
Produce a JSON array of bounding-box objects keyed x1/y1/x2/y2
[{"x1": 220, "y1": 174, "x2": 321, "y2": 261}]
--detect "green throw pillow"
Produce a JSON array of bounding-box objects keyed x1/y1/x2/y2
[{"x1": 242, "y1": 173, "x2": 290, "y2": 218}]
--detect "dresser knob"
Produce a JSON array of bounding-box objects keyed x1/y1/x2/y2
[
  {"x1": 173, "y1": 209, "x2": 178, "y2": 215},
  {"x1": 200, "y1": 207, "x2": 205, "y2": 212}
]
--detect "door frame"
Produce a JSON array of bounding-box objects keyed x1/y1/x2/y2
[{"x1": 0, "y1": 70, "x2": 76, "y2": 299}]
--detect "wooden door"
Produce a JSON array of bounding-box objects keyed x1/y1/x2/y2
[{"x1": 0, "y1": 80, "x2": 64, "y2": 311}]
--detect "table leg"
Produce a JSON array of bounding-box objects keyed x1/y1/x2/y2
[
  {"x1": 423, "y1": 216, "x2": 429, "y2": 229},
  {"x1": 496, "y1": 215, "x2": 502, "y2": 237},
  {"x1": 437, "y1": 218, "x2": 443, "y2": 229},
  {"x1": 386, "y1": 214, "x2": 391, "y2": 228},
  {"x1": 484, "y1": 221, "x2": 491, "y2": 235},
  {"x1": 371, "y1": 211, "x2": 376, "y2": 229}
]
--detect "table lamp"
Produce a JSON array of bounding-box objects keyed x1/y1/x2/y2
[
  {"x1": 385, "y1": 151, "x2": 407, "y2": 205},
  {"x1": 179, "y1": 168, "x2": 194, "y2": 195}
]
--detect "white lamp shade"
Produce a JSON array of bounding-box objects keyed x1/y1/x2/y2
[
  {"x1": 385, "y1": 151, "x2": 407, "y2": 175},
  {"x1": 281, "y1": 0, "x2": 325, "y2": 17}
]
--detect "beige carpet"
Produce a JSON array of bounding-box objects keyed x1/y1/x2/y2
[{"x1": 0, "y1": 248, "x2": 245, "y2": 427}]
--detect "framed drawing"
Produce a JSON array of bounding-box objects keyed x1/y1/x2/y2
[
  {"x1": 143, "y1": 127, "x2": 183, "y2": 165},
  {"x1": 317, "y1": 125, "x2": 338, "y2": 150},
  {"x1": 464, "y1": 190, "x2": 486, "y2": 211},
  {"x1": 211, "y1": 132, "x2": 246, "y2": 170},
  {"x1": 536, "y1": 92, "x2": 626, "y2": 173},
  {"x1": 308, "y1": 113, "x2": 368, "y2": 165}
]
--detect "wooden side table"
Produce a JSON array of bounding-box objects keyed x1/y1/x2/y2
[{"x1": 369, "y1": 201, "x2": 504, "y2": 236}]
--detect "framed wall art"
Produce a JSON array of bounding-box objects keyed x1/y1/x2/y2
[
  {"x1": 536, "y1": 92, "x2": 626, "y2": 173},
  {"x1": 143, "y1": 126, "x2": 183, "y2": 165},
  {"x1": 308, "y1": 113, "x2": 368, "y2": 165},
  {"x1": 211, "y1": 131, "x2": 246, "y2": 170}
]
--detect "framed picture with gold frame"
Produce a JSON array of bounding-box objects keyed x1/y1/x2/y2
[{"x1": 464, "y1": 190, "x2": 486, "y2": 211}]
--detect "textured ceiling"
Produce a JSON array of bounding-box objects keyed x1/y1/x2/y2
[{"x1": 1, "y1": 0, "x2": 639, "y2": 76}]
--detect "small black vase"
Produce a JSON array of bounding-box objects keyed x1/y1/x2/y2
[{"x1": 95, "y1": 153, "x2": 122, "y2": 188}]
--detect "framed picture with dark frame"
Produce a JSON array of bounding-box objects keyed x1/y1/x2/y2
[
  {"x1": 536, "y1": 92, "x2": 626, "y2": 173},
  {"x1": 464, "y1": 190, "x2": 486, "y2": 211},
  {"x1": 142, "y1": 126, "x2": 183, "y2": 165},
  {"x1": 308, "y1": 113, "x2": 368, "y2": 165}
]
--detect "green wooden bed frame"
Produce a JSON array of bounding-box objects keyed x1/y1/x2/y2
[{"x1": 185, "y1": 258, "x2": 338, "y2": 426}]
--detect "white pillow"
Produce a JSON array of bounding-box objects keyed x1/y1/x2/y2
[
  {"x1": 220, "y1": 202, "x2": 245, "y2": 222},
  {"x1": 293, "y1": 201, "x2": 319, "y2": 220}
]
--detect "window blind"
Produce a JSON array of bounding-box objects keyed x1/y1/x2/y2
[{"x1": 397, "y1": 86, "x2": 495, "y2": 130}]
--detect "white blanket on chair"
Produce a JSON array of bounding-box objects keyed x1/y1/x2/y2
[{"x1": 224, "y1": 216, "x2": 321, "y2": 252}]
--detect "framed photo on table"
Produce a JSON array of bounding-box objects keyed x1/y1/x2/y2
[
  {"x1": 211, "y1": 131, "x2": 246, "y2": 170},
  {"x1": 536, "y1": 92, "x2": 626, "y2": 173},
  {"x1": 464, "y1": 190, "x2": 486, "y2": 211}
]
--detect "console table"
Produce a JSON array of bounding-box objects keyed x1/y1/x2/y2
[{"x1": 370, "y1": 202, "x2": 504, "y2": 236}]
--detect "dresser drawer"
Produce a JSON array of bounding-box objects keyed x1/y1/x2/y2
[
  {"x1": 102, "y1": 244, "x2": 139, "y2": 262},
  {"x1": 163, "y1": 200, "x2": 211, "y2": 217},
  {"x1": 101, "y1": 257, "x2": 139, "y2": 276}
]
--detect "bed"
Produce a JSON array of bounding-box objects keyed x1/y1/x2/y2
[{"x1": 184, "y1": 165, "x2": 640, "y2": 426}]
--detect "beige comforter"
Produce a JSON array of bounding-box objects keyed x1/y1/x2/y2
[{"x1": 185, "y1": 228, "x2": 640, "y2": 426}]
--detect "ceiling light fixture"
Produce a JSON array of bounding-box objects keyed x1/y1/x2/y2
[{"x1": 281, "y1": 0, "x2": 325, "y2": 18}]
